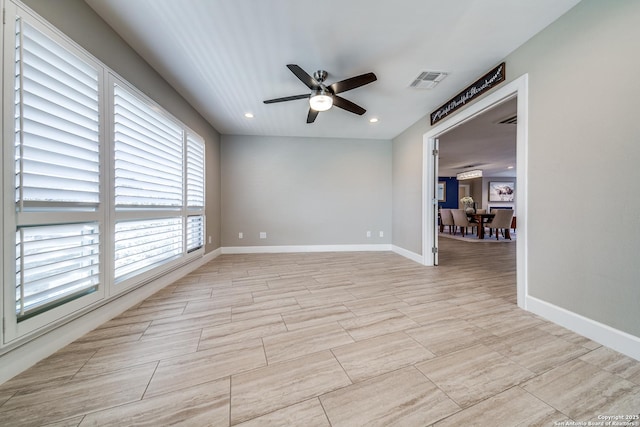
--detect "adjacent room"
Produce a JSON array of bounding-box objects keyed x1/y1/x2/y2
[
  {"x1": 1, "y1": 0, "x2": 639, "y2": 425},
  {"x1": 437, "y1": 97, "x2": 518, "y2": 244}
]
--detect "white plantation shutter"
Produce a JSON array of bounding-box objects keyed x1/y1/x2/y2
[
  {"x1": 11, "y1": 17, "x2": 102, "y2": 321},
  {"x1": 114, "y1": 218, "x2": 183, "y2": 280},
  {"x1": 16, "y1": 223, "x2": 100, "y2": 317},
  {"x1": 114, "y1": 84, "x2": 183, "y2": 207},
  {"x1": 186, "y1": 132, "x2": 204, "y2": 252},
  {"x1": 186, "y1": 133, "x2": 204, "y2": 252},
  {"x1": 186, "y1": 215, "x2": 204, "y2": 252},
  {"x1": 186, "y1": 133, "x2": 205, "y2": 208},
  {"x1": 14, "y1": 19, "x2": 100, "y2": 208},
  {"x1": 3, "y1": 6, "x2": 206, "y2": 339}
]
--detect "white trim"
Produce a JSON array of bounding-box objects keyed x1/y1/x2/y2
[
  {"x1": 222, "y1": 244, "x2": 393, "y2": 255},
  {"x1": 392, "y1": 245, "x2": 424, "y2": 264},
  {"x1": 203, "y1": 247, "x2": 222, "y2": 262},
  {"x1": 422, "y1": 74, "x2": 529, "y2": 311},
  {"x1": 527, "y1": 296, "x2": 640, "y2": 362},
  {"x1": 0, "y1": 0, "x2": 4, "y2": 349}
]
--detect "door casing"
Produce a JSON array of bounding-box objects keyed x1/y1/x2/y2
[{"x1": 421, "y1": 74, "x2": 528, "y2": 309}]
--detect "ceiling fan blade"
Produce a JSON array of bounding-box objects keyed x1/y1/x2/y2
[
  {"x1": 263, "y1": 94, "x2": 310, "y2": 104},
  {"x1": 332, "y1": 95, "x2": 366, "y2": 115},
  {"x1": 307, "y1": 108, "x2": 319, "y2": 123},
  {"x1": 287, "y1": 64, "x2": 319, "y2": 89},
  {"x1": 329, "y1": 72, "x2": 377, "y2": 94}
]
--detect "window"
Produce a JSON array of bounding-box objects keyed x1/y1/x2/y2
[
  {"x1": 186, "y1": 132, "x2": 205, "y2": 252},
  {"x1": 13, "y1": 17, "x2": 102, "y2": 321},
  {"x1": 114, "y1": 217, "x2": 183, "y2": 281},
  {"x1": 16, "y1": 223, "x2": 100, "y2": 319},
  {"x1": 14, "y1": 18, "x2": 101, "y2": 208},
  {"x1": 112, "y1": 81, "x2": 205, "y2": 285},
  {"x1": 186, "y1": 215, "x2": 204, "y2": 252},
  {"x1": 113, "y1": 83, "x2": 183, "y2": 208},
  {"x1": 186, "y1": 133, "x2": 205, "y2": 208},
  {"x1": 3, "y1": 4, "x2": 206, "y2": 344}
]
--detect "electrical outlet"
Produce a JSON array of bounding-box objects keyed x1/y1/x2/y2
[
  {"x1": 379, "y1": 231, "x2": 384, "y2": 237},
  {"x1": 366, "y1": 231, "x2": 372, "y2": 238},
  {"x1": 238, "y1": 232, "x2": 243, "y2": 239},
  {"x1": 208, "y1": 235, "x2": 212, "y2": 244},
  {"x1": 260, "y1": 232, "x2": 267, "y2": 239}
]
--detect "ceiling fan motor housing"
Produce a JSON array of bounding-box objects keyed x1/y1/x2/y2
[{"x1": 313, "y1": 70, "x2": 328, "y2": 83}]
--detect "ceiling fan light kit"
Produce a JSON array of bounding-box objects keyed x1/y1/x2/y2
[
  {"x1": 264, "y1": 64, "x2": 376, "y2": 123},
  {"x1": 309, "y1": 91, "x2": 333, "y2": 111}
]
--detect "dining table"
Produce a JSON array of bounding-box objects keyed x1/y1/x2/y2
[{"x1": 467, "y1": 213, "x2": 495, "y2": 239}]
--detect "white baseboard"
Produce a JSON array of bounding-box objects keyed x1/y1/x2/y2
[
  {"x1": 221, "y1": 244, "x2": 425, "y2": 267},
  {"x1": 203, "y1": 246, "x2": 222, "y2": 262},
  {"x1": 222, "y1": 244, "x2": 393, "y2": 254},
  {"x1": 526, "y1": 295, "x2": 640, "y2": 361},
  {"x1": 392, "y1": 245, "x2": 424, "y2": 264},
  {"x1": 222, "y1": 244, "x2": 426, "y2": 267},
  {"x1": 0, "y1": 249, "x2": 222, "y2": 385}
]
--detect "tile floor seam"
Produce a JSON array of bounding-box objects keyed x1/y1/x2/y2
[
  {"x1": 403, "y1": 328, "x2": 439, "y2": 357},
  {"x1": 410, "y1": 362, "x2": 465, "y2": 415},
  {"x1": 140, "y1": 361, "x2": 160, "y2": 400},
  {"x1": 69, "y1": 349, "x2": 100, "y2": 382},
  {"x1": 259, "y1": 337, "x2": 269, "y2": 366},
  {"x1": 328, "y1": 348, "x2": 355, "y2": 385},
  {"x1": 518, "y1": 383, "x2": 574, "y2": 421},
  {"x1": 235, "y1": 396, "x2": 328, "y2": 427},
  {"x1": 315, "y1": 395, "x2": 333, "y2": 426}
]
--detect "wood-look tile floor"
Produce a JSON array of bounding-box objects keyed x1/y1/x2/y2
[{"x1": 1, "y1": 239, "x2": 639, "y2": 426}]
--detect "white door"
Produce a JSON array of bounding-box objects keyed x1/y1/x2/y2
[{"x1": 432, "y1": 138, "x2": 440, "y2": 265}]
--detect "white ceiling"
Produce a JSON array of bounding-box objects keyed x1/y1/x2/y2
[
  {"x1": 438, "y1": 97, "x2": 517, "y2": 178},
  {"x1": 84, "y1": 0, "x2": 580, "y2": 140}
]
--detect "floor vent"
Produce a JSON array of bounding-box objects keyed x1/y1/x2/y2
[{"x1": 409, "y1": 71, "x2": 448, "y2": 89}]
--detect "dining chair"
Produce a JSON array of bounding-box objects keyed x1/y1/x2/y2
[
  {"x1": 440, "y1": 209, "x2": 455, "y2": 234},
  {"x1": 485, "y1": 209, "x2": 514, "y2": 240},
  {"x1": 452, "y1": 209, "x2": 476, "y2": 237}
]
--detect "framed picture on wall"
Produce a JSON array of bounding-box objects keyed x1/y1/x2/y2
[
  {"x1": 489, "y1": 181, "x2": 515, "y2": 202},
  {"x1": 437, "y1": 182, "x2": 446, "y2": 202}
]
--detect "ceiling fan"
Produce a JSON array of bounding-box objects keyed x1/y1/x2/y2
[{"x1": 263, "y1": 64, "x2": 377, "y2": 123}]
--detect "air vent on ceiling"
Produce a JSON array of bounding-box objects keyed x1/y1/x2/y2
[
  {"x1": 498, "y1": 115, "x2": 518, "y2": 125},
  {"x1": 409, "y1": 71, "x2": 448, "y2": 89}
]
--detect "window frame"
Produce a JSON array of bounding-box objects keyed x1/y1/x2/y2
[
  {"x1": 1, "y1": 1, "x2": 206, "y2": 346},
  {"x1": 2, "y1": 3, "x2": 108, "y2": 342},
  {"x1": 107, "y1": 76, "x2": 205, "y2": 294}
]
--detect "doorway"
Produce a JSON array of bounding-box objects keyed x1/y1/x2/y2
[
  {"x1": 458, "y1": 184, "x2": 471, "y2": 200},
  {"x1": 422, "y1": 75, "x2": 528, "y2": 309}
]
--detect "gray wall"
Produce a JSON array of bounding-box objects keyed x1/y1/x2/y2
[
  {"x1": 22, "y1": 0, "x2": 222, "y2": 253},
  {"x1": 391, "y1": 122, "x2": 424, "y2": 255},
  {"x1": 392, "y1": 0, "x2": 640, "y2": 337},
  {"x1": 222, "y1": 135, "x2": 392, "y2": 247}
]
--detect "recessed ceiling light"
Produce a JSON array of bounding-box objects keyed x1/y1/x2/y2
[
  {"x1": 507, "y1": 165, "x2": 514, "y2": 169},
  {"x1": 369, "y1": 118, "x2": 379, "y2": 123},
  {"x1": 244, "y1": 113, "x2": 254, "y2": 118}
]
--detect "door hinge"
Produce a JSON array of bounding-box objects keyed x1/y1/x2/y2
[
  {"x1": 432, "y1": 247, "x2": 438, "y2": 254},
  {"x1": 2, "y1": 317, "x2": 5, "y2": 334},
  {"x1": 432, "y1": 149, "x2": 439, "y2": 155}
]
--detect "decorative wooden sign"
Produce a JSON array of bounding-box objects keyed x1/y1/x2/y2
[{"x1": 430, "y1": 62, "x2": 506, "y2": 126}]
